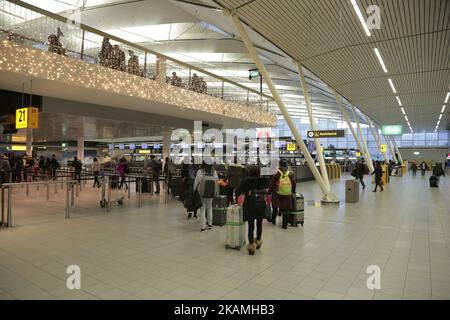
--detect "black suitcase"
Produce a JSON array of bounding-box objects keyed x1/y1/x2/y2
[
  {"x1": 170, "y1": 177, "x2": 183, "y2": 197},
  {"x1": 110, "y1": 176, "x2": 119, "y2": 189},
  {"x1": 213, "y1": 208, "x2": 227, "y2": 226},
  {"x1": 430, "y1": 176, "x2": 439, "y2": 188},
  {"x1": 137, "y1": 178, "x2": 151, "y2": 193},
  {"x1": 213, "y1": 195, "x2": 228, "y2": 209}
]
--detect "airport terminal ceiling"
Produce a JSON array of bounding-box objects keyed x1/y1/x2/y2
[{"x1": 3, "y1": 0, "x2": 374, "y2": 125}]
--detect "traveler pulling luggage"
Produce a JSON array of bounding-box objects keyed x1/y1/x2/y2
[
  {"x1": 289, "y1": 193, "x2": 305, "y2": 227},
  {"x1": 429, "y1": 175, "x2": 439, "y2": 188},
  {"x1": 225, "y1": 205, "x2": 246, "y2": 250}
]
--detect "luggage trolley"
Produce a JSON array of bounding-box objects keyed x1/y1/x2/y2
[{"x1": 100, "y1": 174, "x2": 124, "y2": 208}]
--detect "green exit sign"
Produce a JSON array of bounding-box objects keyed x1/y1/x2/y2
[
  {"x1": 382, "y1": 125, "x2": 403, "y2": 136},
  {"x1": 249, "y1": 69, "x2": 260, "y2": 79}
]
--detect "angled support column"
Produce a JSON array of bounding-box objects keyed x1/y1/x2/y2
[
  {"x1": 296, "y1": 61, "x2": 330, "y2": 190},
  {"x1": 365, "y1": 115, "x2": 388, "y2": 163},
  {"x1": 335, "y1": 92, "x2": 370, "y2": 166},
  {"x1": 391, "y1": 137, "x2": 403, "y2": 164},
  {"x1": 352, "y1": 106, "x2": 374, "y2": 173},
  {"x1": 228, "y1": 10, "x2": 337, "y2": 202},
  {"x1": 384, "y1": 135, "x2": 398, "y2": 164}
]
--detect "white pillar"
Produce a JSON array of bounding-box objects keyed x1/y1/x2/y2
[
  {"x1": 391, "y1": 137, "x2": 403, "y2": 164},
  {"x1": 77, "y1": 137, "x2": 85, "y2": 163},
  {"x1": 334, "y1": 92, "x2": 370, "y2": 165},
  {"x1": 384, "y1": 135, "x2": 398, "y2": 164},
  {"x1": 162, "y1": 130, "x2": 171, "y2": 161},
  {"x1": 352, "y1": 106, "x2": 374, "y2": 173},
  {"x1": 296, "y1": 61, "x2": 330, "y2": 190},
  {"x1": 26, "y1": 128, "x2": 33, "y2": 157},
  {"x1": 365, "y1": 115, "x2": 388, "y2": 163},
  {"x1": 227, "y1": 10, "x2": 337, "y2": 202}
]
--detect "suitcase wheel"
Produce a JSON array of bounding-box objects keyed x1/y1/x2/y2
[{"x1": 100, "y1": 199, "x2": 107, "y2": 208}]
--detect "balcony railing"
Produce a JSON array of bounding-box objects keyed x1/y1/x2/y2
[{"x1": 0, "y1": 0, "x2": 275, "y2": 113}]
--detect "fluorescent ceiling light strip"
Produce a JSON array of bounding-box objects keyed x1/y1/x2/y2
[
  {"x1": 388, "y1": 79, "x2": 397, "y2": 94},
  {"x1": 374, "y1": 48, "x2": 388, "y2": 73},
  {"x1": 446, "y1": 92, "x2": 450, "y2": 104},
  {"x1": 439, "y1": 114, "x2": 443, "y2": 120},
  {"x1": 351, "y1": 0, "x2": 371, "y2": 36},
  {"x1": 442, "y1": 105, "x2": 446, "y2": 113},
  {"x1": 401, "y1": 107, "x2": 406, "y2": 115},
  {"x1": 396, "y1": 96, "x2": 402, "y2": 106}
]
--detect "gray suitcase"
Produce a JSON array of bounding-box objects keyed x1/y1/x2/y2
[
  {"x1": 345, "y1": 180, "x2": 360, "y2": 203},
  {"x1": 225, "y1": 205, "x2": 246, "y2": 250},
  {"x1": 290, "y1": 193, "x2": 304, "y2": 227}
]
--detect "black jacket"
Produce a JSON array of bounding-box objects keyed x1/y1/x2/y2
[
  {"x1": 238, "y1": 177, "x2": 269, "y2": 221},
  {"x1": 372, "y1": 166, "x2": 383, "y2": 180}
]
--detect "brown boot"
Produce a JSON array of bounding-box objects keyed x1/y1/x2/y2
[
  {"x1": 255, "y1": 240, "x2": 263, "y2": 250},
  {"x1": 247, "y1": 243, "x2": 256, "y2": 255}
]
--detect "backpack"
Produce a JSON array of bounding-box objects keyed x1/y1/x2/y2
[
  {"x1": 277, "y1": 170, "x2": 292, "y2": 196},
  {"x1": 202, "y1": 173, "x2": 217, "y2": 199},
  {"x1": 248, "y1": 187, "x2": 267, "y2": 214}
]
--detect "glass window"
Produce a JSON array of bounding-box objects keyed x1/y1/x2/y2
[
  {"x1": 426, "y1": 133, "x2": 438, "y2": 141},
  {"x1": 414, "y1": 140, "x2": 425, "y2": 146}
]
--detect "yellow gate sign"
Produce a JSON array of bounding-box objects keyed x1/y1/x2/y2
[
  {"x1": 15, "y1": 107, "x2": 39, "y2": 129},
  {"x1": 356, "y1": 152, "x2": 361, "y2": 157},
  {"x1": 286, "y1": 143, "x2": 296, "y2": 151},
  {"x1": 381, "y1": 144, "x2": 387, "y2": 153}
]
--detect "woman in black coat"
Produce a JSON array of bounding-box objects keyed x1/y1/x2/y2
[
  {"x1": 371, "y1": 161, "x2": 384, "y2": 192},
  {"x1": 237, "y1": 165, "x2": 269, "y2": 255}
]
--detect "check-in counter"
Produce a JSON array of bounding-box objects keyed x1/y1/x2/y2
[
  {"x1": 291, "y1": 165, "x2": 315, "y2": 182},
  {"x1": 326, "y1": 164, "x2": 342, "y2": 180}
]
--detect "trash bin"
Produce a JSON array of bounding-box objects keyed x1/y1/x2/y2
[{"x1": 345, "y1": 180, "x2": 359, "y2": 203}]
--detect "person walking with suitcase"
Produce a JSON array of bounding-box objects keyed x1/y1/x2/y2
[
  {"x1": 181, "y1": 158, "x2": 200, "y2": 219},
  {"x1": 352, "y1": 160, "x2": 366, "y2": 190},
  {"x1": 237, "y1": 166, "x2": 269, "y2": 255},
  {"x1": 194, "y1": 161, "x2": 218, "y2": 232},
  {"x1": 420, "y1": 161, "x2": 428, "y2": 176},
  {"x1": 371, "y1": 161, "x2": 384, "y2": 192},
  {"x1": 432, "y1": 163, "x2": 445, "y2": 187},
  {"x1": 269, "y1": 160, "x2": 296, "y2": 229}
]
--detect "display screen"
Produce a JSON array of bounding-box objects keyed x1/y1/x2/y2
[
  {"x1": 141, "y1": 143, "x2": 148, "y2": 149},
  {"x1": 129, "y1": 143, "x2": 136, "y2": 150},
  {"x1": 153, "y1": 144, "x2": 161, "y2": 150}
]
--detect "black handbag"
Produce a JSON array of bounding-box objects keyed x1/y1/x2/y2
[{"x1": 193, "y1": 189, "x2": 203, "y2": 210}]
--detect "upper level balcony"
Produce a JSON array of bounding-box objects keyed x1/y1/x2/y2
[{"x1": 0, "y1": 0, "x2": 276, "y2": 129}]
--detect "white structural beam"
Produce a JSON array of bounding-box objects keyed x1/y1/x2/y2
[
  {"x1": 365, "y1": 115, "x2": 388, "y2": 162},
  {"x1": 384, "y1": 135, "x2": 398, "y2": 164},
  {"x1": 390, "y1": 136, "x2": 403, "y2": 164},
  {"x1": 334, "y1": 92, "x2": 366, "y2": 157},
  {"x1": 351, "y1": 106, "x2": 374, "y2": 173},
  {"x1": 227, "y1": 10, "x2": 337, "y2": 202},
  {"x1": 296, "y1": 61, "x2": 330, "y2": 190}
]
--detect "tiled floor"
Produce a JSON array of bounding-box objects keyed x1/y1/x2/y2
[{"x1": 0, "y1": 172, "x2": 449, "y2": 300}]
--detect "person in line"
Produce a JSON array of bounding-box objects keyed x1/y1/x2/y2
[
  {"x1": 193, "y1": 161, "x2": 218, "y2": 232},
  {"x1": 268, "y1": 160, "x2": 296, "y2": 229},
  {"x1": 372, "y1": 161, "x2": 384, "y2": 192},
  {"x1": 117, "y1": 158, "x2": 128, "y2": 190},
  {"x1": 237, "y1": 165, "x2": 269, "y2": 255},
  {"x1": 181, "y1": 157, "x2": 199, "y2": 219},
  {"x1": 92, "y1": 158, "x2": 101, "y2": 188},
  {"x1": 411, "y1": 162, "x2": 418, "y2": 176},
  {"x1": 163, "y1": 157, "x2": 175, "y2": 196},
  {"x1": 420, "y1": 161, "x2": 428, "y2": 176},
  {"x1": 226, "y1": 160, "x2": 245, "y2": 205},
  {"x1": 50, "y1": 154, "x2": 60, "y2": 180},
  {"x1": 150, "y1": 155, "x2": 162, "y2": 194},
  {"x1": 0, "y1": 154, "x2": 12, "y2": 184},
  {"x1": 72, "y1": 157, "x2": 82, "y2": 183}
]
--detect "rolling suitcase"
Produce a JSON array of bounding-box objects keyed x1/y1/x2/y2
[
  {"x1": 225, "y1": 205, "x2": 246, "y2": 250},
  {"x1": 430, "y1": 176, "x2": 439, "y2": 188},
  {"x1": 213, "y1": 195, "x2": 228, "y2": 226},
  {"x1": 290, "y1": 193, "x2": 304, "y2": 227}
]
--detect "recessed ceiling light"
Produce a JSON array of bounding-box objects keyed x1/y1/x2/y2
[
  {"x1": 388, "y1": 79, "x2": 397, "y2": 94},
  {"x1": 442, "y1": 105, "x2": 446, "y2": 113},
  {"x1": 396, "y1": 96, "x2": 402, "y2": 106},
  {"x1": 351, "y1": 0, "x2": 371, "y2": 36},
  {"x1": 374, "y1": 48, "x2": 388, "y2": 73}
]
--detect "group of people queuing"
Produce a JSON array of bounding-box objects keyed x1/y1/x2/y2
[
  {"x1": 178, "y1": 157, "x2": 298, "y2": 255},
  {"x1": 167, "y1": 72, "x2": 208, "y2": 94},
  {"x1": 0, "y1": 153, "x2": 60, "y2": 184},
  {"x1": 114, "y1": 155, "x2": 163, "y2": 193}
]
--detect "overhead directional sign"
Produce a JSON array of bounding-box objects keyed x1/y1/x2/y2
[
  {"x1": 307, "y1": 130, "x2": 345, "y2": 138},
  {"x1": 382, "y1": 125, "x2": 403, "y2": 136},
  {"x1": 15, "y1": 107, "x2": 39, "y2": 129},
  {"x1": 381, "y1": 144, "x2": 387, "y2": 153},
  {"x1": 286, "y1": 143, "x2": 297, "y2": 151},
  {"x1": 249, "y1": 68, "x2": 261, "y2": 79}
]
